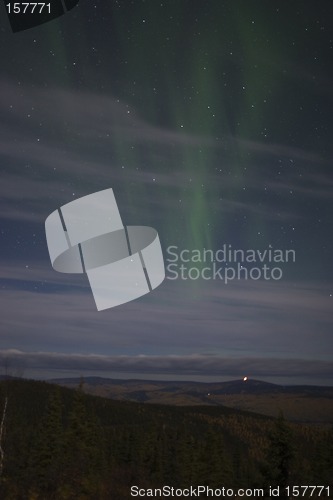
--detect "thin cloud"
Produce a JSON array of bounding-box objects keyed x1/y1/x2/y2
[
  {"x1": 1, "y1": 78, "x2": 330, "y2": 230},
  {"x1": 0, "y1": 349, "x2": 332, "y2": 381},
  {"x1": 0, "y1": 278, "x2": 331, "y2": 362}
]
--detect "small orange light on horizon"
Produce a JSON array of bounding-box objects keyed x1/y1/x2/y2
[{"x1": 243, "y1": 376, "x2": 248, "y2": 381}]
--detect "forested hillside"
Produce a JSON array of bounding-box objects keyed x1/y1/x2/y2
[{"x1": 0, "y1": 379, "x2": 332, "y2": 499}]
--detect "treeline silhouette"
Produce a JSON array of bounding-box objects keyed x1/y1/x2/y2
[{"x1": 0, "y1": 379, "x2": 332, "y2": 499}]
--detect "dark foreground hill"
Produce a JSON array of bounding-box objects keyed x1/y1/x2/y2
[
  {"x1": 0, "y1": 379, "x2": 332, "y2": 499},
  {"x1": 50, "y1": 376, "x2": 333, "y2": 424}
]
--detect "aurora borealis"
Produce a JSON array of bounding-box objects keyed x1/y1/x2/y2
[{"x1": 0, "y1": 0, "x2": 332, "y2": 383}]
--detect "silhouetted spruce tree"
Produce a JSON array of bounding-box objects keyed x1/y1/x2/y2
[
  {"x1": 29, "y1": 387, "x2": 64, "y2": 499},
  {"x1": 198, "y1": 427, "x2": 233, "y2": 488},
  {"x1": 175, "y1": 428, "x2": 200, "y2": 486},
  {"x1": 155, "y1": 425, "x2": 178, "y2": 484},
  {"x1": 0, "y1": 384, "x2": 8, "y2": 496},
  {"x1": 143, "y1": 426, "x2": 166, "y2": 484},
  {"x1": 314, "y1": 426, "x2": 333, "y2": 486},
  {"x1": 325, "y1": 427, "x2": 333, "y2": 485},
  {"x1": 60, "y1": 383, "x2": 103, "y2": 499},
  {"x1": 263, "y1": 413, "x2": 294, "y2": 498},
  {"x1": 232, "y1": 445, "x2": 250, "y2": 489},
  {"x1": 124, "y1": 426, "x2": 146, "y2": 479}
]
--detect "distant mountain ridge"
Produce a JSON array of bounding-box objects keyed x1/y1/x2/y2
[{"x1": 49, "y1": 376, "x2": 333, "y2": 423}]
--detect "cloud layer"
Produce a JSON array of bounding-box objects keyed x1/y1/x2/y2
[{"x1": 1, "y1": 349, "x2": 332, "y2": 385}]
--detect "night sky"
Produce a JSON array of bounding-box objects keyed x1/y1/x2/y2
[{"x1": 0, "y1": 0, "x2": 332, "y2": 384}]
